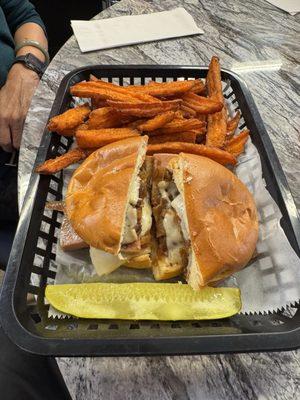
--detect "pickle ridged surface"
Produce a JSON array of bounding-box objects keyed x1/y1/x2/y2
[{"x1": 46, "y1": 283, "x2": 241, "y2": 320}]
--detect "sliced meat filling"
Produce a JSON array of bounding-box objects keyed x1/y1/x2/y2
[
  {"x1": 152, "y1": 167, "x2": 189, "y2": 270},
  {"x1": 121, "y1": 159, "x2": 152, "y2": 257}
]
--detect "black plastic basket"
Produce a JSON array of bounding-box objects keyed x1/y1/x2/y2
[{"x1": 1, "y1": 66, "x2": 299, "y2": 356}]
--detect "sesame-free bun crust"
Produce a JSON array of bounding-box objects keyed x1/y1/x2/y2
[
  {"x1": 171, "y1": 153, "x2": 258, "y2": 286},
  {"x1": 66, "y1": 136, "x2": 147, "y2": 253},
  {"x1": 152, "y1": 153, "x2": 175, "y2": 169}
]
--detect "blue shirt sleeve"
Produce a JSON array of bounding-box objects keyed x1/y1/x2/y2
[{"x1": 0, "y1": 0, "x2": 46, "y2": 36}]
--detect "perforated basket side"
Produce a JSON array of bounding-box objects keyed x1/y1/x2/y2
[{"x1": 1, "y1": 65, "x2": 299, "y2": 356}]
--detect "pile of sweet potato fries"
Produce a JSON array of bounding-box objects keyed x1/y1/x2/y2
[{"x1": 36, "y1": 56, "x2": 249, "y2": 175}]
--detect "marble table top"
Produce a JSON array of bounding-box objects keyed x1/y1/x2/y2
[{"x1": 18, "y1": 0, "x2": 300, "y2": 398}]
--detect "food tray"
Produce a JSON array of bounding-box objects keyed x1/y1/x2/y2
[{"x1": 1, "y1": 66, "x2": 299, "y2": 356}]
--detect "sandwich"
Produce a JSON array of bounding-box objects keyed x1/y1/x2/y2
[
  {"x1": 151, "y1": 153, "x2": 187, "y2": 280},
  {"x1": 65, "y1": 137, "x2": 258, "y2": 287},
  {"x1": 151, "y1": 153, "x2": 258, "y2": 287},
  {"x1": 65, "y1": 136, "x2": 153, "y2": 275}
]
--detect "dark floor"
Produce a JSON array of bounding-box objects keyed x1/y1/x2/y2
[{"x1": 31, "y1": 0, "x2": 103, "y2": 58}]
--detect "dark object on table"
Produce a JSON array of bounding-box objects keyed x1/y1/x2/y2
[
  {"x1": 0, "y1": 66, "x2": 299, "y2": 356},
  {"x1": 31, "y1": 1, "x2": 102, "y2": 58},
  {"x1": 0, "y1": 326, "x2": 71, "y2": 400}
]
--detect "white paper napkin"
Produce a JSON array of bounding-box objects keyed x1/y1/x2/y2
[
  {"x1": 71, "y1": 8, "x2": 203, "y2": 53},
  {"x1": 265, "y1": 0, "x2": 300, "y2": 15}
]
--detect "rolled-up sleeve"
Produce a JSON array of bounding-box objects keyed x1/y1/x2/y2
[{"x1": 0, "y1": 0, "x2": 46, "y2": 35}]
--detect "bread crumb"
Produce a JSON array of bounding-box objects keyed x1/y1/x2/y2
[{"x1": 184, "y1": 175, "x2": 193, "y2": 184}]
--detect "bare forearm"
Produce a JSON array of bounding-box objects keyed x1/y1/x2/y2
[
  {"x1": 0, "y1": 23, "x2": 48, "y2": 151},
  {"x1": 14, "y1": 22, "x2": 48, "y2": 62}
]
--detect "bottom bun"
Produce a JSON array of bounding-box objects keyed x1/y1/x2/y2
[
  {"x1": 124, "y1": 254, "x2": 152, "y2": 269},
  {"x1": 152, "y1": 256, "x2": 182, "y2": 280}
]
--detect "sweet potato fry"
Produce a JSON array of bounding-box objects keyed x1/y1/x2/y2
[
  {"x1": 205, "y1": 56, "x2": 227, "y2": 148},
  {"x1": 182, "y1": 92, "x2": 223, "y2": 114},
  {"x1": 47, "y1": 104, "x2": 91, "y2": 136},
  {"x1": 36, "y1": 148, "x2": 88, "y2": 175},
  {"x1": 147, "y1": 80, "x2": 158, "y2": 85},
  {"x1": 227, "y1": 111, "x2": 241, "y2": 138},
  {"x1": 91, "y1": 98, "x2": 107, "y2": 109},
  {"x1": 107, "y1": 99, "x2": 182, "y2": 117},
  {"x1": 138, "y1": 111, "x2": 175, "y2": 132},
  {"x1": 89, "y1": 76, "x2": 107, "y2": 109},
  {"x1": 148, "y1": 131, "x2": 197, "y2": 144},
  {"x1": 145, "y1": 79, "x2": 206, "y2": 96},
  {"x1": 70, "y1": 81, "x2": 157, "y2": 103},
  {"x1": 197, "y1": 114, "x2": 207, "y2": 122},
  {"x1": 87, "y1": 79, "x2": 159, "y2": 103},
  {"x1": 87, "y1": 107, "x2": 124, "y2": 129},
  {"x1": 45, "y1": 200, "x2": 65, "y2": 212},
  {"x1": 124, "y1": 119, "x2": 147, "y2": 129},
  {"x1": 76, "y1": 123, "x2": 88, "y2": 132},
  {"x1": 89, "y1": 74, "x2": 98, "y2": 81},
  {"x1": 149, "y1": 118, "x2": 205, "y2": 136},
  {"x1": 207, "y1": 108, "x2": 227, "y2": 147},
  {"x1": 70, "y1": 82, "x2": 142, "y2": 103},
  {"x1": 127, "y1": 80, "x2": 198, "y2": 98},
  {"x1": 76, "y1": 128, "x2": 140, "y2": 149},
  {"x1": 225, "y1": 129, "x2": 249, "y2": 158},
  {"x1": 147, "y1": 142, "x2": 236, "y2": 165},
  {"x1": 189, "y1": 79, "x2": 206, "y2": 95},
  {"x1": 180, "y1": 105, "x2": 197, "y2": 117},
  {"x1": 174, "y1": 110, "x2": 186, "y2": 119}
]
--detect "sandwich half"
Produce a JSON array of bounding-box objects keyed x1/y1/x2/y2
[
  {"x1": 151, "y1": 153, "x2": 258, "y2": 287},
  {"x1": 65, "y1": 136, "x2": 153, "y2": 275},
  {"x1": 65, "y1": 139, "x2": 258, "y2": 286},
  {"x1": 151, "y1": 154, "x2": 188, "y2": 280}
]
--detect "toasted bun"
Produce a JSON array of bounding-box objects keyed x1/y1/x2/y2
[
  {"x1": 152, "y1": 256, "x2": 182, "y2": 280},
  {"x1": 66, "y1": 136, "x2": 148, "y2": 253},
  {"x1": 124, "y1": 254, "x2": 152, "y2": 269},
  {"x1": 170, "y1": 153, "x2": 258, "y2": 287},
  {"x1": 152, "y1": 153, "x2": 176, "y2": 169}
]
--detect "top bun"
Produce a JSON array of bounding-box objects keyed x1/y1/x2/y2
[
  {"x1": 152, "y1": 153, "x2": 176, "y2": 169},
  {"x1": 170, "y1": 153, "x2": 258, "y2": 287},
  {"x1": 66, "y1": 136, "x2": 148, "y2": 253}
]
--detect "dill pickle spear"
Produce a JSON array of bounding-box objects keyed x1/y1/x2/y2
[{"x1": 45, "y1": 283, "x2": 241, "y2": 320}]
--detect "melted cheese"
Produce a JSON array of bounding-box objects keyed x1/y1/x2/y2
[
  {"x1": 130, "y1": 176, "x2": 141, "y2": 205},
  {"x1": 121, "y1": 174, "x2": 141, "y2": 246},
  {"x1": 158, "y1": 181, "x2": 169, "y2": 201},
  {"x1": 158, "y1": 180, "x2": 186, "y2": 264},
  {"x1": 90, "y1": 247, "x2": 124, "y2": 276},
  {"x1": 122, "y1": 205, "x2": 138, "y2": 244},
  {"x1": 141, "y1": 196, "x2": 152, "y2": 236},
  {"x1": 171, "y1": 194, "x2": 189, "y2": 241},
  {"x1": 158, "y1": 180, "x2": 178, "y2": 203},
  {"x1": 163, "y1": 209, "x2": 185, "y2": 264}
]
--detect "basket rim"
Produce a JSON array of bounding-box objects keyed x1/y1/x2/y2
[{"x1": 0, "y1": 64, "x2": 299, "y2": 356}]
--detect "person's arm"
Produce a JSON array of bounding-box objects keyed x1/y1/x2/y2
[
  {"x1": 14, "y1": 22, "x2": 48, "y2": 61},
  {"x1": 0, "y1": 1, "x2": 48, "y2": 152}
]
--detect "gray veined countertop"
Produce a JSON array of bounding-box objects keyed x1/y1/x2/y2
[{"x1": 18, "y1": 0, "x2": 300, "y2": 399}]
